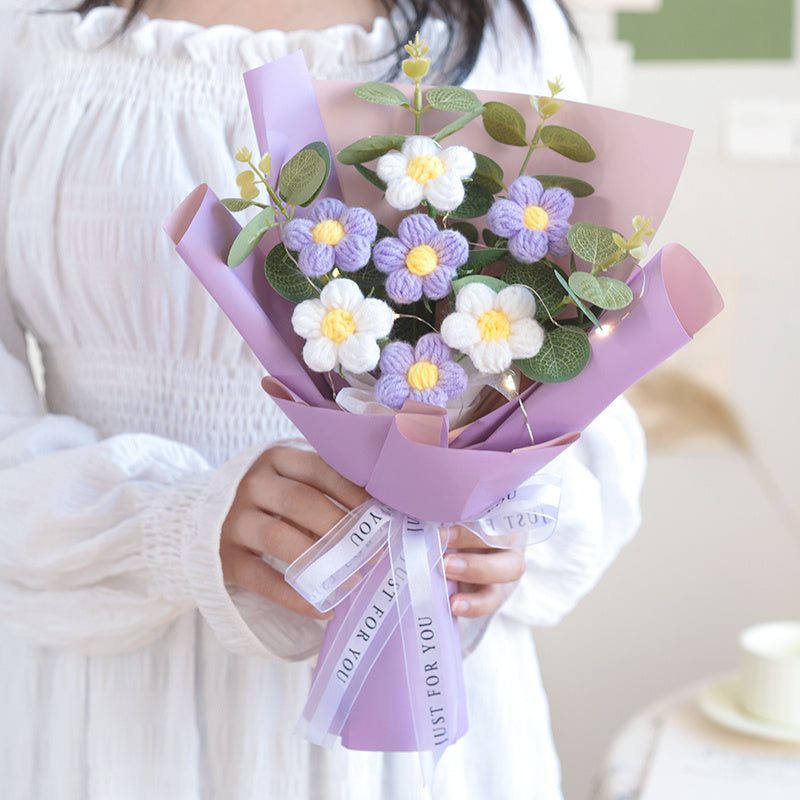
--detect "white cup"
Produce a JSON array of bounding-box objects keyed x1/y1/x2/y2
[{"x1": 739, "y1": 621, "x2": 800, "y2": 729}]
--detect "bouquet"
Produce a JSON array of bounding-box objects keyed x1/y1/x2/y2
[{"x1": 166, "y1": 39, "x2": 723, "y2": 763}]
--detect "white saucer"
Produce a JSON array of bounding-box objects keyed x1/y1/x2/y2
[{"x1": 698, "y1": 674, "x2": 800, "y2": 744}]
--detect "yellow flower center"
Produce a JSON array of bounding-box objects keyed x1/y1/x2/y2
[
  {"x1": 407, "y1": 360, "x2": 440, "y2": 391},
  {"x1": 321, "y1": 308, "x2": 357, "y2": 344},
  {"x1": 523, "y1": 205, "x2": 550, "y2": 231},
  {"x1": 405, "y1": 244, "x2": 439, "y2": 276},
  {"x1": 312, "y1": 219, "x2": 346, "y2": 246},
  {"x1": 477, "y1": 309, "x2": 511, "y2": 342},
  {"x1": 406, "y1": 154, "x2": 445, "y2": 184}
]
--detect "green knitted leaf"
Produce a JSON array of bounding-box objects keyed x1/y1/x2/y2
[
  {"x1": 534, "y1": 174, "x2": 594, "y2": 197},
  {"x1": 482, "y1": 101, "x2": 528, "y2": 147},
  {"x1": 278, "y1": 147, "x2": 328, "y2": 207},
  {"x1": 515, "y1": 326, "x2": 591, "y2": 383},
  {"x1": 501, "y1": 259, "x2": 569, "y2": 322},
  {"x1": 539, "y1": 125, "x2": 595, "y2": 162},
  {"x1": 264, "y1": 243, "x2": 319, "y2": 302},
  {"x1": 426, "y1": 86, "x2": 482, "y2": 113},
  {"x1": 568, "y1": 272, "x2": 633, "y2": 310},
  {"x1": 337, "y1": 135, "x2": 406, "y2": 165},
  {"x1": 354, "y1": 82, "x2": 409, "y2": 106},
  {"x1": 226, "y1": 206, "x2": 277, "y2": 268},
  {"x1": 567, "y1": 221, "x2": 626, "y2": 268},
  {"x1": 447, "y1": 183, "x2": 494, "y2": 219}
]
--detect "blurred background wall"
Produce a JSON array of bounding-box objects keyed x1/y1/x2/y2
[{"x1": 535, "y1": 2, "x2": 800, "y2": 798}]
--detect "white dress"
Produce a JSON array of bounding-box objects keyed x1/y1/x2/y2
[{"x1": 0, "y1": 1, "x2": 646, "y2": 798}]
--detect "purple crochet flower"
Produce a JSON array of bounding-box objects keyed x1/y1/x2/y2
[
  {"x1": 486, "y1": 176, "x2": 574, "y2": 264},
  {"x1": 374, "y1": 333, "x2": 468, "y2": 410},
  {"x1": 282, "y1": 198, "x2": 377, "y2": 278},
  {"x1": 372, "y1": 214, "x2": 468, "y2": 305}
]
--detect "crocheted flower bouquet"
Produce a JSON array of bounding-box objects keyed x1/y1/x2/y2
[{"x1": 166, "y1": 40, "x2": 723, "y2": 765}]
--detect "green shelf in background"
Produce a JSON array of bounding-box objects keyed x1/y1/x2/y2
[{"x1": 617, "y1": 0, "x2": 794, "y2": 61}]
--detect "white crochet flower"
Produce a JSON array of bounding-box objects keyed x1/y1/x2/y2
[
  {"x1": 291, "y1": 279, "x2": 394, "y2": 374},
  {"x1": 440, "y1": 283, "x2": 545, "y2": 374},
  {"x1": 376, "y1": 135, "x2": 476, "y2": 212}
]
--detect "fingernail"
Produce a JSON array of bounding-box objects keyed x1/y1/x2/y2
[
  {"x1": 451, "y1": 599, "x2": 469, "y2": 616},
  {"x1": 445, "y1": 555, "x2": 466, "y2": 576}
]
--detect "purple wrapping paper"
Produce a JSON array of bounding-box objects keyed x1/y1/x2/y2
[{"x1": 165, "y1": 53, "x2": 724, "y2": 753}]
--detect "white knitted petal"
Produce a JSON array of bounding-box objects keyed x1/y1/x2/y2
[
  {"x1": 291, "y1": 299, "x2": 325, "y2": 338},
  {"x1": 303, "y1": 337, "x2": 339, "y2": 372},
  {"x1": 353, "y1": 298, "x2": 395, "y2": 337},
  {"x1": 496, "y1": 285, "x2": 537, "y2": 321},
  {"x1": 423, "y1": 173, "x2": 465, "y2": 212},
  {"x1": 376, "y1": 150, "x2": 410, "y2": 182},
  {"x1": 385, "y1": 176, "x2": 425, "y2": 211},
  {"x1": 440, "y1": 145, "x2": 476, "y2": 179},
  {"x1": 454, "y1": 282, "x2": 495, "y2": 317},
  {"x1": 402, "y1": 135, "x2": 438, "y2": 158},
  {"x1": 339, "y1": 334, "x2": 381, "y2": 374},
  {"x1": 507, "y1": 318, "x2": 546, "y2": 359},
  {"x1": 440, "y1": 312, "x2": 482, "y2": 350},
  {"x1": 320, "y1": 278, "x2": 364, "y2": 312},
  {"x1": 469, "y1": 340, "x2": 513, "y2": 374}
]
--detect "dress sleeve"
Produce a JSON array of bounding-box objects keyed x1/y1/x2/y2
[
  {"x1": 0, "y1": 274, "x2": 323, "y2": 659},
  {"x1": 500, "y1": 396, "x2": 646, "y2": 627}
]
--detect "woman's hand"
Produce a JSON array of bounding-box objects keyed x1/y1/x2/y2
[
  {"x1": 442, "y1": 526, "x2": 526, "y2": 619},
  {"x1": 220, "y1": 445, "x2": 370, "y2": 619}
]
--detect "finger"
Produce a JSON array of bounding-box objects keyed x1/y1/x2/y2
[
  {"x1": 440, "y1": 524, "x2": 489, "y2": 551},
  {"x1": 450, "y1": 583, "x2": 507, "y2": 619},
  {"x1": 269, "y1": 446, "x2": 370, "y2": 510},
  {"x1": 443, "y1": 548, "x2": 525, "y2": 586},
  {"x1": 226, "y1": 551, "x2": 332, "y2": 620},
  {"x1": 230, "y1": 508, "x2": 318, "y2": 564}
]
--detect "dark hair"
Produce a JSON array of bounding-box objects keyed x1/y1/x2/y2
[{"x1": 69, "y1": 0, "x2": 578, "y2": 85}]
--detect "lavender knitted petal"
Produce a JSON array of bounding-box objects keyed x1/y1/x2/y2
[
  {"x1": 508, "y1": 228, "x2": 548, "y2": 264},
  {"x1": 334, "y1": 235, "x2": 371, "y2": 271},
  {"x1": 412, "y1": 385, "x2": 448, "y2": 407},
  {"x1": 282, "y1": 219, "x2": 315, "y2": 251},
  {"x1": 374, "y1": 373, "x2": 411, "y2": 409},
  {"x1": 386, "y1": 269, "x2": 423, "y2": 304},
  {"x1": 415, "y1": 332, "x2": 451, "y2": 365},
  {"x1": 546, "y1": 219, "x2": 572, "y2": 257},
  {"x1": 298, "y1": 243, "x2": 335, "y2": 277},
  {"x1": 312, "y1": 197, "x2": 347, "y2": 222},
  {"x1": 539, "y1": 187, "x2": 574, "y2": 220},
  {"x1": 437, "y1": 361, "x2": 468, "y2": 398},
  {"x1": 432, "y1": 230, "x2": 469, "y2": 269},
  {"x1": 487, "y1": 198, "x2": 524, "y2": 238},
  {"x1": 420, "y1": 266, "x2": 454, "y2": 300},
  {"x1": 507, "y1": 176, "x2": 543, "y2": 208},
  {"x1": 398, "y1": 213, "x2": 439, "y2": 248},
  {"x1": 372, "y1": 237, "x2": 408, "y2": 275},
  {"x1": 379, "y1": 340, "x2": 416, "y2": 375},
  {"x1": 342, "y1": 207, "x2": 378, "y2": 240}
]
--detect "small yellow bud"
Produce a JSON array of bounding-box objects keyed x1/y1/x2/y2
[
  {"x1": 547, "y1": 77, "x2": 564, "y2": 96},
  {"x1": 234, "y1": 147, "x2": 252, "y2": 163},
  {"x1": 611, "y1": 232, "x2": 629, "y2": 250},
  {"x1": 402, "y1": 57, "x2": 431, "y2": 80},
  {"x1": 258, "y1": 153, "x2": 272, "y2": 175},
  {"x1": 538, "y1": 99, "x2": 564, "y2": 118}
]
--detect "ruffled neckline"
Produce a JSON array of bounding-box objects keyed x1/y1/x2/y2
[{"x1": 33, "y1": 1, "x2": 449, "y2": 76}]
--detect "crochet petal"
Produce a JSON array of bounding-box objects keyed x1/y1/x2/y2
[
  {"x1": 379, "y1": 340, "x2": 416, "y2": 375},
  {"x1": 437, "y1": 361, "x2": 468, "y2": 397},
  {"x1": 334, "y1": 235, "x2": 371, "y2": 272},
  {"x1": 454, "y1": 282, "x2": 495, "y2": 316},
  {"x1": 420, "y1": 266, "x2": 453, "y2": 300},
  {"x1": 487, "y1": 198, "x2": 524, "y2": 238},
  {"x1": 320, "y1": 278, "x2": 364, "y2": 311},
  {"x1": 281, "y1": 219, "x2": 315, "y2": 251},
  {"x1": 440, "y1": 312, "x2": 482, "y2": 350},
  {"x1": 298, "y1": 242, "x2": 335, "y2": 277},
  {"x1": 385, "y1": 176, "x2": 425, "y2": 211},
  {"x1": 507, "y1": 318, "x2": 545, "y2": 359},
  {"x1": 402, "y1": 135, "x2": 439, "y2": 158},
  {"x1": 508, "y1": 227, "x2": 548, "y2": 264},
  {"x1": 386, "y1": 269, "x2": 423, "y2": 304},
  {"x1": 353, "y1": 298, "x2": 395, "y2": 336},
  {"x1": 412, "y1": 385, "x2": 448, "y2": 407},
  {"x1": 540, "y1": 187, "x2": 574, "y2": 220},
  {"x1": 372, "y1": 237, "x2": 408, "y2": 274},
  {"x1": 439, "y1": 145, "x2": 476, "y2": 179},
  {"x1": 398, "y1": 213, "x2": 439, "y2": 247},
  {"x1": 376, "y1": 150, "x2": 409, "y2": 182},
  {"x1": 342, "y1": 206, "x2": 378, "y2": 240},
  {"x1": 545, "y1": 219, "x2": 571, "y2": 256},
  {"x1": 423, "y1": 173, "x2": 465, "y2": 212},
  {"x1": 415, "y1": 332, "x2": 451, "y2": 364},
  {"x1": 469, "y1": 340, "x2": 513, "y2": 373},
  {"x1": 303, "y1": 337, "x2": 338, "y2": 372},
  {"x1": 312, "y1": 197, "x2": 347, "y2": 222},
  {"x1": 339, "y1": 334, "x2": 381, "y2": 374},
  {"x1": 431, "y1": 230, "x2": 468, "y2": 269},
  {"x1": 507, "y1": 176, "x2": 543, "y2": 208},
  {"x1": 291, "y1": 299, "x2": 325, "y2": 338},
  {"x1": 374, "y1": 373, "x2": 411, "y2": 409},
  {"x1": 495, "y1": 285, "x2": 537, "y2": 321}
]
